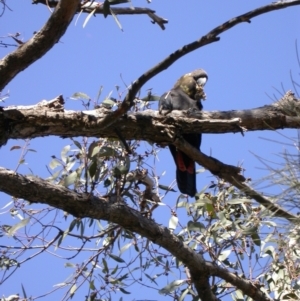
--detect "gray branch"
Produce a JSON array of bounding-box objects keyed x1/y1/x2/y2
[
  {"x1": 0, "y1": 91, "x2": 299, "y2": 145},
  {"x1": 32, "y1": 0, "x2": 168, "y2": 30},
  {"x1": 0, "y1": 167, "x2": 274, "y2": 301},
  {"x1": 0, "y1": 92, "x2": 298, "y2": 221},
  {"x1": 0, "y1": 0, "x2": 81, "y2": 90},
  {"x1": 99, "y1": 1, "x2": 300, "y2": 129}
]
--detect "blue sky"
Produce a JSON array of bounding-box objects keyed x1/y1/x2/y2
[{"x1": 1, "y1": 1, "x2": 300, "y2": 300}]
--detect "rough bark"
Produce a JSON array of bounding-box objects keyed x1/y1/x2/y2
[
  {"x1": 1, "y1": 1, "x2": 300, "y2": 299},
  {"x1": 0, "y1": 91, "x2": 298, "y2": 145},
  {"x1": 92, "y1": 1, "x2": 300, "y2": 129},
  {"x1": 174, "y1": 137, "x2": 297, "y2": 221},
  {"x1": 0, "y1": 0, "x2": 81, "y2": 90},
  {"x1": 0, "y1": 167, "x2": 273, "y2": 301},
  {"x1": 32, "y1": 0, "x2": 169, "y2": 30},
  {"x1": 0, "y1": 93, "x2": 298, "y2": 219}
]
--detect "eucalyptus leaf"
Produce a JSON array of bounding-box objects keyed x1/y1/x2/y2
[
  {"x1": 61, "y1": 145, "x2": 71, "y2": 163},
  {"x1": 70, "y1": 284, "x2": 77, "y2": 296},
  {"x1": 83, "y1": 8, "x2": 96, "y2": 28},
  {"x1": 187, "y1": 221, "x2": 205, "y2": 232},
  {"x1": 218, "y1": 249, "x2": 232, "y2": 261},
  {"x1": 158, "y1": 184, "x2": 176, "y2": 192},
  {"x1": 70, "y1": 92, "x2": 90, "y2": 100},
  {"x1": 159, "y1": 279, "x2": 186, "y2": 294},
  {"x1": 119, "y1": 287, "x2": 131, "y2": 294},
  {"x1": 49, "y1": 158, "x2": 62, "y2": 169},
  {"x1": 169, "y1": 215, "x2": 178, "y2": 231},
  {"x1": 8, "y1": 218, "x2": 30, "y2": 236},
  {"x1": 88, "y1": 141, "x2": 100, "y2": 158},
  {"x1": 102, "y1": 98, "x2": 116, "y2": 109},
  {"x1": 63, "y1": 171, "x2": 78, "y2": 187},
  {"x1": 110, "y1": 7, "x2": 123, "y2": 31},
  {"x1": 108, "y1": 253, "x2": 125, "y2": 263}
]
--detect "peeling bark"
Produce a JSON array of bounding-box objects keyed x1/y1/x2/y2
[
  {"x1": 0, "y1": 92, "x2": 299, "y2": 146},
  {"x1": 1, "y1": 92, "x2": 298, "y2": 221}
]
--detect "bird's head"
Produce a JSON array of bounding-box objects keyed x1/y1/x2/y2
[{"x1": 174, "y1": 69, "x2": 208, "y2": 100}]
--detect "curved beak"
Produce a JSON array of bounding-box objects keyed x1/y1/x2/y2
[{"x1": 196, "y1": 77, "x2": 207, "y2": 87}]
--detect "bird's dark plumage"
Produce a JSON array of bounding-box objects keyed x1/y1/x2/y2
[{"x1": 159, "y1": 69, "x2": 208, "y2": 197}]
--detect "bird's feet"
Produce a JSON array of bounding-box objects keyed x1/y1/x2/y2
[{"x1": 195, "y1": 85, "x2": 206, "y2": 100}]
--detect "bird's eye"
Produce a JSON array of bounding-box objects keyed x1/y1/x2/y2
[{"x1": 196, "y1": 77, "x2": 207, "y2": 86}]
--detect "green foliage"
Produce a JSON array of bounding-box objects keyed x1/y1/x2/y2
[
  {"x1": 0, "y1": 255, "x2": 19, "y2": 270},
  {"x1": 2, "y1": 90, "x2": 300, "y2": 301}
]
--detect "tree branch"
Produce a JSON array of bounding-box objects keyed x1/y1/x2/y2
[
  {"x1": 0, "y1": 0, "x2": 81, "y2": 91},
  {"x1": 0, "y1": 92, "x2": 299, "y2": 146},
  {"x1": 32, "y1": 0, "x2": 168, "y2": 30},
  {"x1": 99, "y1": 1, "x2": 300, "y2": 129},
  {"x1": 207, "y1": 263, "x2": 273, "y2": 301},
  {"x1": 1, "y1": 93, "x2": 299, "y2": 221},
  {"x1": 0, "y1": 167, "x2": 275, "y2": 301},
  {"x1": 174, "y1": 136, "x2": 298, "y2": 222}
]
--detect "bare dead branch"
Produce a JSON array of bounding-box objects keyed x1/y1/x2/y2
[
  {"x1": 32, "y1": 0, "x2": 168, "y2": 30},
  {"x1": 174, "y1": 137, "x2": 297, "y2": 221},
  {"x1": 0, "y1": 0, "x2": 12, "y2": 18},
  {"x1": 97, "y1": 1, "x2": 300, "y2": 129},
  {"x1": 0, "y1": 0, "x2": 81, "y2": 91},
  {"x1": 1, "y1": 93, "x2": 298, "y2": 221},
  {"x1": 0, "y1": 91, "x2": 299, "y2": 146}
]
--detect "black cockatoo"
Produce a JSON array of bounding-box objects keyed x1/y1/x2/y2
[{"x1": 159, "y1": 69, "x2": 208, "y2": 197}]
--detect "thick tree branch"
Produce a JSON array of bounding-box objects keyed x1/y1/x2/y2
[
  {"x1": 0, "y1": 92, "x2": 299, "y2": 146},
  {"x1": 33, "y1": 0, "x2": 168, "y2": 30},
  {"x1": 207, "y1": 263, "x2": 272, "y2": 301},
  {"x1": 0, "y1": 167, "x2": 274, "y2": 301},
  {"x1": 0, "y1": 95, "x2": 298, "y2": 220},
  {"x1": 0, "y1": 0, "x2": 81, "y2": 91},
  {"x1": 100, "y1": 1, "x2": 300, "y2": 129},
  {"x1": 1, "y1": 1, "x2": 298, "y2": 299},
  {"x1": 1, "y1": 93, "x2": 299, "y2": 220},
  {"x1": 175, "y1": 137, "x2": 297, "y2": 222}
]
